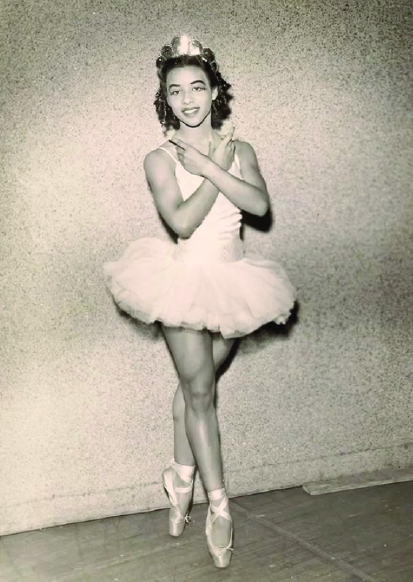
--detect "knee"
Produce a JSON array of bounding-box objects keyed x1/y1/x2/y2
[{"x1": 181, "y1": 375, "x2": 215, "y2": 414}]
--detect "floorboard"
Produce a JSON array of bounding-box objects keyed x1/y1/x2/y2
[{"x1": 1, "y1": 482, "x2": 412, "y2": 581}]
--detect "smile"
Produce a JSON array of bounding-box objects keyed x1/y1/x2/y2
[{"x1": 181, "y1": 107, "x2": 200, "y2": 116}]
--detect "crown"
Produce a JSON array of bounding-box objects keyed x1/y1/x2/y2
[{"x1": 157, "y1": 35, "x2": 217, "y2": 71}]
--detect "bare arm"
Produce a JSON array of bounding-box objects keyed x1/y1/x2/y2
[
  {"x1": 202, "y1": 141, "x2": 269, "y2": 217},
  {"x1": 144, "y1": 149, "x2": 219, "y2": 239}
]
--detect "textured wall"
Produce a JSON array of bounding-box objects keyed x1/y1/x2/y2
[{"x1": 1, "y1": 0, "x2": 412, "y2": 535}]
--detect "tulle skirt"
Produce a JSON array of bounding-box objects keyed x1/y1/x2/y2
[{"x1": 103, "y1": 237, "x2": 296, "y2": 339}]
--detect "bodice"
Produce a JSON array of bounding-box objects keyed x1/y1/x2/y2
[
  {"x1": 156, "y1": 144, "x2": 244, "y2": 263},
  {"x1": 174, "y1": 155, "x2": 244, "y2": 263}
]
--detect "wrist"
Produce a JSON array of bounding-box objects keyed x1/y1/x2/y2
[{"x1": 201, "y1": 158, "x2": 219, "y2": 178}]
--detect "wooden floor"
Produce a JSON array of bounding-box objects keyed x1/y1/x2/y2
[{"x1": 1, "y1": 481, "x2": 412, "y2": 582}]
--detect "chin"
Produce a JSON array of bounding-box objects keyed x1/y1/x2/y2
[
  {"x1": 182, "y1": 118, "x2": 205, "y2": 128},
  {"x1": 177, "y1": 109, "x2": 212, "y2": 129}
]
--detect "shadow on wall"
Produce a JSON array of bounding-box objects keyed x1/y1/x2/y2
[
  {"x1": 241, "y1": 301, "x2": 300, "y2": 352},
  {"x1": 243, "y1": 208, "x2": 273, "y2": 233}
]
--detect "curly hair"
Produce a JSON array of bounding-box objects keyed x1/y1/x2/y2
[{"x1": 154, "y1": 52, "x2": 233, "y2": 131}]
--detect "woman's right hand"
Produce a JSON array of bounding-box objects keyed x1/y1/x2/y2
[{"x1": 210, "y1": 126, "x2": 235, "y2": 171}]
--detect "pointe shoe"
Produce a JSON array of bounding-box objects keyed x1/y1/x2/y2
[
  {"x1": 162, "y1": 459, "x2": 195, "y2": 537},
  {"x1": 205, "y1": 489, "x2": 233, "y2": 568}
]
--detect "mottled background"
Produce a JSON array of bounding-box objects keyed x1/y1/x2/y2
[{"x1": 1, "y1": 0, "x2": 412, "y2": 535}]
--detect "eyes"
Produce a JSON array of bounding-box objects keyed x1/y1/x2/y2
[{"x1": 169, "y1": 86, "x2": 206, "y2": 96}]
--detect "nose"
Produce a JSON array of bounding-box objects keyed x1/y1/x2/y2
[{"x1": 182, "y1": 90, "x2": 193, "y2": 105}]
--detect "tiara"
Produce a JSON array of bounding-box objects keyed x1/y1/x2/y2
[{"x1": 157, "y1": 35, "x2": 217, "y2": 71}]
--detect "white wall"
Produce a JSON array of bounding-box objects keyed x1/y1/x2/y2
[{"x1": 1, "y1": 0, "x2": 412, "y2": 535}]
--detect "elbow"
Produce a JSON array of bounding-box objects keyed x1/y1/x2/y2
[
  {"x1": 178, "y1": 227, "x2": 193, "y2": 239},
  {"x1": 173, "y1": 224, "x2": 190, "y2": 239},
  {"x1": 257, "y1": 203, "x2": 269, "y2": 217},
  {"x1": 255, "y1": 197, "x2": 269, "y2": 217},
  {"x1": 251, "y1": 188, "x2": 270, "y2": 217},
  {"x1": 174, "y1": 217, "x2": 194, "y2": 239}
]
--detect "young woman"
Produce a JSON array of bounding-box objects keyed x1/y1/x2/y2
[{"x1": 103, "y1": 35, "x2": 296, "y2": 568}]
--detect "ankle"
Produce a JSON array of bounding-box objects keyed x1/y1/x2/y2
[
  {"x1": 208, "y1": 487, "x2": 227, "y2": 503},
  {"x1": 172, "y1": 459, "x2": 195, "y2": 485}
]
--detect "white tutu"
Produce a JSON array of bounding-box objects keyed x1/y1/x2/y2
[{"x1": 103, "y1": 236, "x2": 296, "y2": 339}]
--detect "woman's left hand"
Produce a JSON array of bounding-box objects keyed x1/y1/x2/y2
[{"x1": 170, "y1": 139, "x2": 210, "y2": 176}]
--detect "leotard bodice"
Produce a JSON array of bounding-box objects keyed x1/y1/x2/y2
[{"x1": 158, "y1": 146, "x2": 244, "y2": 263}]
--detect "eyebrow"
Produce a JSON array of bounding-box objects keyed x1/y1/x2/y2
[{"x1": 168, "y1": 80, "x2": 206, "y2": 89}]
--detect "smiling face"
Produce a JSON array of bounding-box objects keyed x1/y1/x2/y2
[{"x1": 166, "y1": 65, "x2": 218, "y2": 128}]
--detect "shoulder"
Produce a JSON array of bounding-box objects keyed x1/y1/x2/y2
[
  {"x1": 144, "y1": 141, "x2": 174, "y2": 163},
  {"x1": 144, "y1": 143, "x2": 176, "y2": 177}
]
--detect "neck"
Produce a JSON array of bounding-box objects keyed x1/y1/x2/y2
[{"x1": 175, "y1": 120, "x2": 214, "y2": 147}]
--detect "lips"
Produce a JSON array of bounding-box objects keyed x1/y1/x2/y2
[{"x1": 181, "y1": 107, "x2": 200, "y2": 116}]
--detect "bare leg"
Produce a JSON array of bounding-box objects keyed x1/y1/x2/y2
[
  {"x1": 173, "y1": 333, "x2": 236, "y2": 465},
  {"x1": 163, "y1": 326, "x2": 221, "y2": 490},
  {"x1": 162, "y1": 326, "x2": 235, "y2": 547}
]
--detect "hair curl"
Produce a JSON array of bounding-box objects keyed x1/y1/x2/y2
[{"x1": 154, "y1": 51, "x2": 233, "y2": 131}]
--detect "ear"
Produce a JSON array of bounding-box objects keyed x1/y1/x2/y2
[{"x1": 212, "y1": 86, "x2": 218, "y2": 101}]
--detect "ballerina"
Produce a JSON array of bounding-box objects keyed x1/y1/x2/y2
[{"x1": 103, "y1": 35, "x2": 296, "y2": 568}]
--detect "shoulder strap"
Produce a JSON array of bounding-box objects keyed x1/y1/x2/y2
[{"x1": 157, "y1": 146, "x2": 178, "y2": 164}]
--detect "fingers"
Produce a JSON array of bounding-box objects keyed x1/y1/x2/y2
[
  {"x1": 169, "y1": 138, "x2": 186, "y2": 150},
  {"x1": 223, "y1": 125, "x2": 235, "y2": 144},
  {"x1": 214, "y1": 126, "x2": 235, "y2": 152}
]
